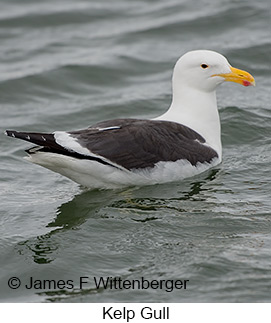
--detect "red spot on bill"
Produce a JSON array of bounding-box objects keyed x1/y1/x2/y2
[{"x1": 243, "y1": 80, "x2": 252, "y2": 87}]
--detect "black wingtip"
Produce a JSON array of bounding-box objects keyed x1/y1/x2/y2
[
  {"x1": 5, "y1": 130, "x2": 36, "y2": 143},
  {"x1": 5, "y1": 130, "x2": 61, "y2": 150},
  {"x1": 5, "y1": 130, "x2": 17, "y2": 138}
]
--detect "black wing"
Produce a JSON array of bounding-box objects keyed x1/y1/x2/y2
[
  {"x1": 70, "y1": 118, "x2": 218, "y2": 169},
  {"x1": 6, "y1": 118, "x2": 218, "y2": 170}
]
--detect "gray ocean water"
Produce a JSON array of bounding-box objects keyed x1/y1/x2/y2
[{"x1": 1, "y1": 0, "x2": 271, "y2": 303}]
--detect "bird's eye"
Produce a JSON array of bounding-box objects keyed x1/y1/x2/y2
[{"x1": 201, "y1": 64, "x2": 209, "y2": 69}]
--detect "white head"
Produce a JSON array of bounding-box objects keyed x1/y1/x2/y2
[
  {"x1": 172, "y1": 50, "x2": 255, "y2": 93},
  {"x1": 156, "y1": 50, "x2": 255, "y2": 159}
]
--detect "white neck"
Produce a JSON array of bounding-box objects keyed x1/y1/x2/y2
[{"x1": 154, "y1": 84, "x2": 222, "y2": 160}]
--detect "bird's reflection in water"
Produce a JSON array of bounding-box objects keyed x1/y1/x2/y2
[
  {"x1": 111, "y1": 168, "x2": 220, "y2": 220},
  {"x1": 17, "y1": 233, "x2": 57, "y2": 264},
  {"x1": 16, "y1": 189, "x2": 121, "y2": 264},
  {"x1": 16, "y1": 168, "x2": 220, "y2": 265},
  {"x1": 177, "y1": 168, "x2": 219, "y2": 201},
  {"x1": 47, "y1": 189, "x2": 119, "y2": 229}
]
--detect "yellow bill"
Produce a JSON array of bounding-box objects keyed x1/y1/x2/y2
[{"x1": 214, "y1": 66, "x2": 255, "y2": 87}]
